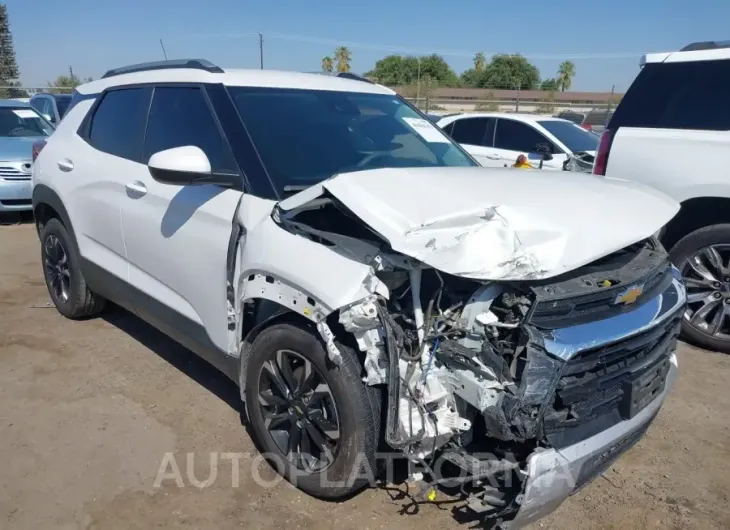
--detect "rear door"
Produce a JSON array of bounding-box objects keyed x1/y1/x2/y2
[
  {"x1": 605, "y1": 59, "x2": 730, "y2": 200},
  {"x1": 446, "y1": 116, "x2": 502, "y2": 167},
  {"x1": 58, "y1": 87, "x2": 152, "y2": 300},
  {"x1": 121, "y1": 84, "x2": 243, "y2": 357}
]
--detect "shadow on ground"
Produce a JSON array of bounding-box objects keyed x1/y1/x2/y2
[{"x1": 102, "y1": 306, "x2": 241, "y2": 412}]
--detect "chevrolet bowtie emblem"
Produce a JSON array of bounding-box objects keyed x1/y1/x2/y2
[{"x1": 615, "y1": 284, "x2": 644, "y2": 306}]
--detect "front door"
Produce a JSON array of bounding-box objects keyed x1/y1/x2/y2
[
  {"x1": 121, "y1": 85, "x2": 243, "y2": 357},
  {"x1": 493, "y1": 118, "x2": 567, "y2": 170}
]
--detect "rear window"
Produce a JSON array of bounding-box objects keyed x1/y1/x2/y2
[
  {"x1": 610, "y1": 60, "x2": 730, "y2": 131},
  {"x1": 54, "y1": 95, "x2": 72, "y2": 117}
]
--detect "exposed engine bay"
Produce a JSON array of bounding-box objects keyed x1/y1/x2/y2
[{"x1": 274, "y1": 185, "x2": 683, "y2": 522}]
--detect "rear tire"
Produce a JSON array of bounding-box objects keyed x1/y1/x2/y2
[
  {"x1": 40, "y1": 217, "x2": 106, "y2": 319},
  {"x1": 669, "y1": 224, "x2": 730, "y2": 354},
  {"x1": 244, "y1": 322, "x2": 381, "y2": 499}
]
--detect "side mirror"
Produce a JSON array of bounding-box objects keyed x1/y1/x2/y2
[
  {"x1": 148, "y1": 146, "x2": 235, "y2": 187},
  {"x1": 533, "y1": 143, "x2": 553, "y2": 161}
]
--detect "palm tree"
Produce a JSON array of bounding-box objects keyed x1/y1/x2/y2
[
  {"x1": 321, "y1": 56, "x2": 334, "y2": 73},
  {"x1": 334, "y1": 46, "x2": 352, "y2": 73},
  {"x1": 557, "y1": 61, "x2": 576, "y2": 92},
  {"x1": 473, "y1": 52, "x2": 487, "y2": 72}
]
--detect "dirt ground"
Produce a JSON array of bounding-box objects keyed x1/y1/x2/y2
[{"x1": 1, "y1": 218, "x2": 729, "y2": 530}]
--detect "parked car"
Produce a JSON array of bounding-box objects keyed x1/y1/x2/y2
[
  {"x1": 555, "y1": 109, "x2": 586, "y2": 125},
  {"x1": 595, "y1": 40, "x2": 730, "y2": 353},
  {"x1": 29, "y1": 93, "x2": 73, "y2": 126},
  {"x1": 0, "y1": 100, "x2": 53, "y2": 213},
  {"x1": 556, "y1": 109, "x2": 614, "y2": 134},
  {"x1": 32, "y1": 59, "x2": 685, "y2": 528},
  {"x1": 437, "y1": 112, "x2": 598, "y2": 169}
]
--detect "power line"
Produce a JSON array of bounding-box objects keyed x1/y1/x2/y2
[{"x1": 180, "y1": 30, "x2": 644, "y2": 60}]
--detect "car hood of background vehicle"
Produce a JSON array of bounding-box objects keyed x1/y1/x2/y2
[
  {"x1": 0, "y1": 136, "x2": 43, "y2": 161},
  {"x1": 278, "y1": 167, "x2": 680, "y2": 281}
]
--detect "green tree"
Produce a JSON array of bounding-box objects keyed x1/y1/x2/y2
[
  {"x1": 47, "y1": 73, "x2": 93, "y2": 94},
  {"x1": 418, "y1": 54, "x2": 459, "y2": 86},
  {"x1": 321, "y1": 56, "x2": 334, "y2": 73},
  {"x1": 481, "y1": 54, "x2": 540, "y2": 90},
  {"x1": 334, "y1": 46, "x2": 352, "y2": 73},
  {"x1": 459, "y1": 68, "x2": 480, "y2": 87},
  {"x1": 364, "y1": 55, "x2": 412, "y2": 85},
  {"x1": 365, "y1": 54, "x2": 458, "y2": 87},
  {"x1": 473, "y1": 52, "x2": 487, "y2": 72},
  {"x1": 540, "y1": 78, "x2": 559, "y2": 91},
  {"x1": 557, "y1": 60, "x2": 576, "y2": 92},
  {"x1": 0, "y1": 3, "x2": 22, "y2": 98}
]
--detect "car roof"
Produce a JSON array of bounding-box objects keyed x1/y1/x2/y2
[
  {"x1": 642, "y1": 41, "x2": 730, "y2": 66},
  {"x1": 0, "y1": 99, "x2": 29, "y2": 108},
  {"x1": 438, "y1": 112, "x2": 567, "y2": 125},
  {"x1": 77, "y1": 66, "x2": 396, "y2": 96}
]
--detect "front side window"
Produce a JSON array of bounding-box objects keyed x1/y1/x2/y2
[
  {"x1": 494, "y1": 119, "x2": 555, "y2": 153},
  {"x1": 228, "y1": 87, "x2": 475, "y2": 194},
  {"x1": 143, "y1": 86, "x2": 237, "y2": 174},
  {"x1": 88, "y1": 88, "x2": 151, "y2": 161},
  {"x1": 0, "y1": 107, "x2": 54, "y2": 137},
  {"x1": 538, "y1": 120, "x2": 599, "y2": 153}
]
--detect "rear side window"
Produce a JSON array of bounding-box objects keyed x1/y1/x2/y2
[
  {"x1": 88, "y1": 88, "x2": 151, "y2": 161},
  {"x1": 450, "y1": 117, "x2": 495, "y2": 146},
  {"x1": 611, "y1": 60, "x2": 730, "y2": 131},
  {"x1": 143, "y1": 86, "x2": 238, "y2": 174}
]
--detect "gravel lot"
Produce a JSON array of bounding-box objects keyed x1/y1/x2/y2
[{"x1": 1, "y1": 219, "x2": 729, "y2": 530}]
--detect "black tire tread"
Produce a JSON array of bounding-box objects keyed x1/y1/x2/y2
[
  {"x1": 244, "y1": 322, "x2": 382, "y2": 499},
  {"x1": 669, "y1": 223, "x2": 730, "y2": 354},
  {"x1": 41, "y1": 218, "x2": 106, "y2": 319}
]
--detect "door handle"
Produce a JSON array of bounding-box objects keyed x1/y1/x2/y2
[
  {"x1": 57, "y1": 159, "x2": 74, "y2": 172},
  {"x1": 125, "y1": 181, "x2": 147, "y2": 196}
]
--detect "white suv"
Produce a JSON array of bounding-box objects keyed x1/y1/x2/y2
[
  {"x1": 32, "y1": 59, "x2": 685, "y2": 528},
  {"x1": 437, "y1": 113, "x2": 598, "y2": 170},
  {"x1": 595, "y1": 40, "x2": 730, "y2": 353}
]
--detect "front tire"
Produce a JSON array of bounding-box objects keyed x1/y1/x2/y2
[
  {"x1": 244, "y1": 323, "x2": 381, "y2": 499},
  {"x1": 40, "y1": 217, "x2": 106, "y2": 319},
  {"x1": 669, "y1": 224, "x2": 730, "y2": 353}
]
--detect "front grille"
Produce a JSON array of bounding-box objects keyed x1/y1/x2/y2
[
  {"x1": 0, "y1": 164, "x2": 31, "y2": 181},
  {"x1": 542, "y1": 311, "x2": 681, "y2": 448}
]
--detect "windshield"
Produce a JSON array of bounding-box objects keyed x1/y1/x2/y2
[
  {"x1": 54, "y1": 95, "x2": 72, "y2": 117},
  {"x1": 0, "y1": 107, "x2": 53, "y2": 137},
  {"x1": 227, "y1": 87, "x2": 476, "y2": 194},
  {"x1": 538, "y1": 120, "x2": 599, "y2": 153}
]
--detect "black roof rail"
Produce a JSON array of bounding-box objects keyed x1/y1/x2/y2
[
  {"x1": 336, "y1": 72, "x2": 374, "y2": 84},
  {"x1": 680, "y1": 40, "x2": 730, "y2": 52},
  {"x1": 101, "y1": 59, "x2": 223, "y2": 79}
]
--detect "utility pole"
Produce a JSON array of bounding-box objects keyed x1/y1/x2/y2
[
  {"x1": 515, "y1": 77, "x2": 521, "y2": 113},
  {"x1": 69, "y1": 66, "x2": 75, "y2": 80},
  {"x1": 258, "y1": 33, "x2": 264, "y2": 69},
  {"x1": 416, "y1": 57, "x2": 421, "y2": 109},
  {"x1": 160, "y1": 39, "x2": 168, "y2": 60},
  {"x1": 606, "y1": 84, "x2": 616, "y2": 115}
]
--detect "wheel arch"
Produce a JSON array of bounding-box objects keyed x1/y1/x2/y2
[
  {"x1": 661, "y1": 196, "x2": 730, "y2": 251},
  {"x1": 32, "y1": 184, "x2": 76, "y2": 244}
]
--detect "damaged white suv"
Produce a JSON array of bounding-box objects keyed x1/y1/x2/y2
[{"x1": 32, "y1": 60, "x2": 686, "y2": 528}]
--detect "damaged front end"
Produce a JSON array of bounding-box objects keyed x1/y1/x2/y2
[{"x1": 273, "y1": 171, "x2": 685, "y2": 527}]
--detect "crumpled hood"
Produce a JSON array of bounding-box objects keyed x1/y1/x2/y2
[{"x1": 279, "y1": 167, "x2": 679, "y2": 281}]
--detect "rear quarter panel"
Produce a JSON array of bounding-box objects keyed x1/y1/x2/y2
[{"x1": 605, "y1": 127, "x2": 730, "y2": 202}]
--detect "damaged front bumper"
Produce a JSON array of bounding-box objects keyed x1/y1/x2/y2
[{"x1": 504, "y1": 352, "x2": 677, "y2": 528}]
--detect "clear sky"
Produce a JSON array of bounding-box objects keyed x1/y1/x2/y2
[{"x1": 6, "y1": 0, "x2": 728, "y2": 92}]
